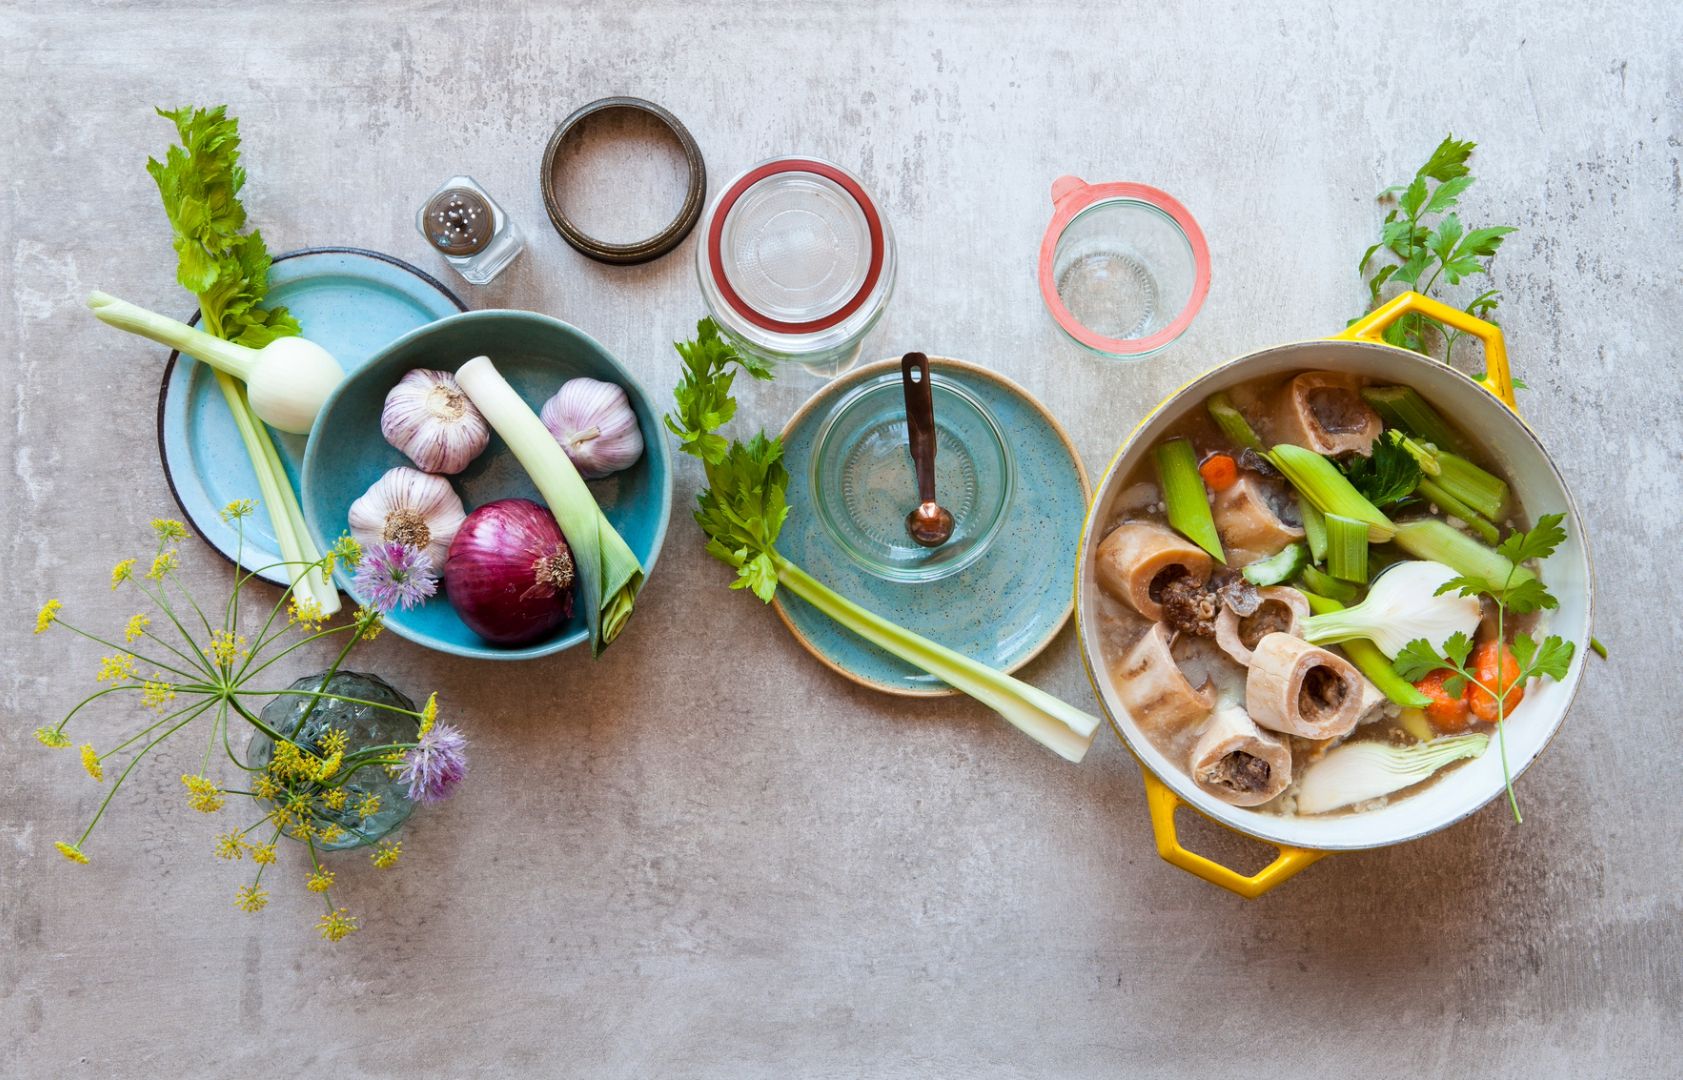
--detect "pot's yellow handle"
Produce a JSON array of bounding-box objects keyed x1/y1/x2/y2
[
  {"x1": 1336, "y1": 291, "x2": 1518, "y2": 411},
  {"x1": 1143, "y1": 768, "x2": 1327, "y2": 898}
]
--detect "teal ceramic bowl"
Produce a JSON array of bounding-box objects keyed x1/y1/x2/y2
[{"x1": 300, "y1": 310, "x2": 672, "y2": 660}]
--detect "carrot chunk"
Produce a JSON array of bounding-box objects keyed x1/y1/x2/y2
[
  {"x1": 1198, "y1": 453, "x2": 1239, "y2": 492},
  {"x1": 1466, "y1": 640, "x2": 1525, "y2": 723},
  {"x1": 1415, "y1": 669, "x2": 1472, "y2": 733}
]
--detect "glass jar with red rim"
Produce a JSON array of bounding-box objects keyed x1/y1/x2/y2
[{"x1": 697, "y1": 157, "x2": 896, "y2": 377}]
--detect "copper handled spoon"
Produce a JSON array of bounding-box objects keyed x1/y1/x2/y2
[{"x1": 901, "y1": 351, "x2": 955, "y2": 547}]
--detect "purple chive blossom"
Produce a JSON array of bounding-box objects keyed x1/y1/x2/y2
[
  {"x1": 400, "y1": 723, "x2": 468, "y2": 804},
  {"x1": 353, "y1": 542, "x2": 438, "y2": 613}
]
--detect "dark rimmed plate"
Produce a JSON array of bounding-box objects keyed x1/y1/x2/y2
[{"x1": 156, "y1": 248, "x2": 466, "y2": 582}]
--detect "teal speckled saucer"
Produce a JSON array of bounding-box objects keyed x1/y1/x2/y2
[{"x1": 773, "y1": 357, "x2": 1090, "y2": 696}]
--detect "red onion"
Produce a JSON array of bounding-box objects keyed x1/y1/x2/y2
[{"x1": 445, "y1": 498, "x2": 576, "y2": 646}]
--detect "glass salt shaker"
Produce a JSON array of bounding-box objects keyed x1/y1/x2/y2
[{"x1": 416, "y1": 176, "x2": 525, "y2": 285}]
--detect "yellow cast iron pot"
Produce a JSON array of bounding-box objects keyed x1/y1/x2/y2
[{"x1": 1072, "y1": 292, "x2": 1594, "y2": 898}]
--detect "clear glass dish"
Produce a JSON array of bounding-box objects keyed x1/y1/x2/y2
[
  {"x1": 1038, "y1": 177, "x2": 1210, "y2": 360},
  {"x1": 810, "y1": 371, "x2": 1013, "y2": 582}
]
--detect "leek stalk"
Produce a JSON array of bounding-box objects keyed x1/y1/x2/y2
[
  {"x1": 1299, "y1": 589, "x2": 1432, "y2": 707},
  {"x1": 455, "y1": 356, "x2": 644, "y2": 654},
  {"x1": 776, "y1": 557, "x2": 1099, "y2": 762},
  {"x1": 1155, "y1": 437, "x2": 1226, "y2": 563},
  {"x1": 1205, "y1": 392, "x2": 1265, "y2": 451},
  {"x1": 1268, "y1": 444, "x2": 1395, "y2": 541},
  {"x1": 1324, "y1": 513, "x2": 1370, "y2": 583},
  {"x1": 1432, "y1": 452, "x2": 1509, "y2": 521}
]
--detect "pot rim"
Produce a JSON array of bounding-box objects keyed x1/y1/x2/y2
[{"x1": 1073, "y1": 335, "x2": 1594, "y2": 852}]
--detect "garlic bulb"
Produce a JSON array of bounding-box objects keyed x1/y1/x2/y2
[
  {"x1": 347, "y1": 467, "x2": 466, "y2": 572},
  {"x1": 539, "y1": 377, "x2": 643, "y2": 479},
  {"x1": 381, "y1": 369, "x2": 490, "y2": 475}
]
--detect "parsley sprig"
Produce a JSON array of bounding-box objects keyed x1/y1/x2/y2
[
  {"x1": 1392, "y1": 513, "x2": 1576, "y2": 821},
  {"x1": 1358, "y1": 135, "x2": 1517, "y2": 372},
  {"x1": 1340, "y1": 430, "x2": 1424, "y2": 508}
]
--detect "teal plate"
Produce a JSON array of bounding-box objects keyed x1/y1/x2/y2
[
  {"x1": 773, "y1": 357, "x2": 1091, "y2": 696},
  {"x1": 157, "y1": 248, "x2": 466, "y2": 583},
  {"x1": 298, "y1": 310, "x2": 673, "y2": 661}
]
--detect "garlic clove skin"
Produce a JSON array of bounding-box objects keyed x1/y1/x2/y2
[
  {"x1": 347, "y1": 466, "x2": 466, "y2": 573},
  {"x1": 381, "y1": 368, "x2": 490, "y2": 475},
  {"x1": 539, "y1": 377, "x2": 644, "y2": 479}
]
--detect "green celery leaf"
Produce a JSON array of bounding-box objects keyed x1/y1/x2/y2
[
  {"x1": 1339, "y1": 431, "x2": 1422, "y2": 506},
  {"x1": 1441, "y1": 630, "x2": 1474, "y2": 670},
  {"x1": 1425, "y1": 175, "x2": 1474, "y2": 214},
  {"x1": 1428, "y1": 213, "x2": 1464, "y2": 263},
  {"x1": 1418, "y1": 135, "x2": 1477, "y2": 181},
  {"x1": 1400, "y1": 177, "x2": 1428, "y2": 217},
  {"x1": 1443, "y1": 673, "x2": 1469, "y2": 697},
  {"x1": 1434, "y1": 574, "x2": 1488, "y2": 599},
  {"x1": 1497, "y1": 512, "x2": 1567, "y2": 566},
  {"x1": 1498, "y1": 577, "x2": 1558, "y2": 615},
  {"x1": 1454, "y1": 225, "x2": 1517, "y2": 259},
  {"x1": 1393, "y1": 637, "x2": 1450, "y2": 683},
  {"x1": 1529, "y1": 635, "x2": 1576, "y2": 682}
]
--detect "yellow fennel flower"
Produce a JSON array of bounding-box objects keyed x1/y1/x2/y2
[
  {"x1": 214, "y1": 832, "x2": 246, "y2": 860},
  {"x1": 287, "y1": 596, "x2": 328, "y2": 633},
  {"x1": 355, "y1": 793, "x2": 381, "y2": 820},
  {"x1": 316, "y1": 907, "x2": 358, "y2": 942},
  {"x1": 141, "y1": 679, "x2": 176, "y2": 712},
  {"x1": 202, "y1": 629, "x2": 246, "y2": 667},
  {"x1": 289, "y1": 820, "x2": 316, "y2": 841},
  {"x1": 371, "y1": 840, "x2": 402, "y2": 869},
  {"x1": 234, "y1": 885, "x2": 268, "y2": 913},
  {"x1": 151, "y1": 518, "x2": 189, "y2": 543},
  {"x1": 319, "y1": 728, "x2": 350, "y2": 756},
  {"x1": 110, "y1": 559, "x2": 136, "y2": 589},
  {"x1": 124, "y1": 613, "x2": 151, "y2": 643},
  {"x1": 146, "y1": 549, "x2": 178, "y2": 580},
  {"x1": 330, "y1": 534, "x2": 363, "y2": 570},
  {"x1": 353, "y1": 604, "x2": 383, "y2": 642},
  {"x1": 55, "y1": 841, "x2": 89, "y2": 864},
  {"x1": 418, "y1": 693, "x2": 439, "y2": 737},
  {"x1": 181, "y1": 774, "x2": 225, "y2": 813},
  {"x1": 35, "y1": 599, "x2": 62, "y2": 635},
  {"x1": 312, "y1": 751, "x2": 343, "y2": 782},
  {"x1": 96, "y1": 655, "x2": 138, "y2": 683},
  {"x1": 320, "y1": 788, "x2": 347, "y2": 811},
  {"x1": 219, "y1": 499, "x2": 256, "y2": 523},
  {"x1": 34, "y1": 727, "x2": 71, "y2": 749},
  {"x1": 251, "y1": 842, "x2": 277, "y2": 865},
  {"x1": 252, "y1": 773, "x2": 280, "y2": 800},
  {"x1": 79, "y1": 744, "x2": 103, "y2": 782},
  {"x1": 305, "y1": 868, "x2": 335, "y2": 893},
  {"x1": 318, "y1": 823, "x2": 345, "y2": 844}
]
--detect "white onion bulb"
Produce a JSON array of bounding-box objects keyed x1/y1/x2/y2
[{"x1": 539, "y1": 377, "x2": 644, "y2": 479}]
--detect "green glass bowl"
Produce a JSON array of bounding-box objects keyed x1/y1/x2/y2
[{"x1": 300, "y1": 310, "x2": 672, "y2": 660}]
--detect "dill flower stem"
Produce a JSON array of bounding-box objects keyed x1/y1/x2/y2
[
  {"x1": 163, "y1": 569, "x2": 217, "y2": 646},
  {"x1": 234, "y1": 559, "x2": 326, "y2": 672},
  {"x1": 289, "y1": 633, "x2": 360, "y2": 735},
  {"x1": 240, "y1": 688, "x2": 424, "y2": 718},
  {"x1": 98, "y1": 693, "x2": 219, "y2": 758},
  {"x1": 200, "y1": 700, "x2": 228, "y2": 777},
  {"x1": 53, "y1": 619, "x2": 202, "y2": 682},
  {"x1": 52, "y1": 683, "x2": 180, "y2": 735},
  {"x1": 138, "y1": 628, "x2": 217, "y2": 676},
  {"x1": 75, "y1": 699, "x2": 215, "y2": 847},
  {"x1": 128, "y1": 576, "x2": 218, "y2": 680},
  {"x1": 234, "y1": 623, "x2": 355, "y2": 686}
]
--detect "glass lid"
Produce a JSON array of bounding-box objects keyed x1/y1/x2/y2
[{"x1": 706, "y1": 158, "x2": 885, "y2": 335}]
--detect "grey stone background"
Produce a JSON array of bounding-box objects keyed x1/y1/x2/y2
[{"x1": 3, "y1": 2, "x2": 1680, "y2": 1077}]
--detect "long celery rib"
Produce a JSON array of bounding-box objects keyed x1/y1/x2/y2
[
  {"x1": 214, "y1": 372, "x2": 339, "y2": 615},
  {"x1": 775, "y1": 556, "x2": 1099, "y2": 762}
]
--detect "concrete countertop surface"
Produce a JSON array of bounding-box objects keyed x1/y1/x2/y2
[{"x1": 3, "y1": 2, "x2": 1680, "y2": 1076}]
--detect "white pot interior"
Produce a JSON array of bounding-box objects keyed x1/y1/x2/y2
[{"x1": 1075, "y1": 339, "x2": 1593, "y2": 851}]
